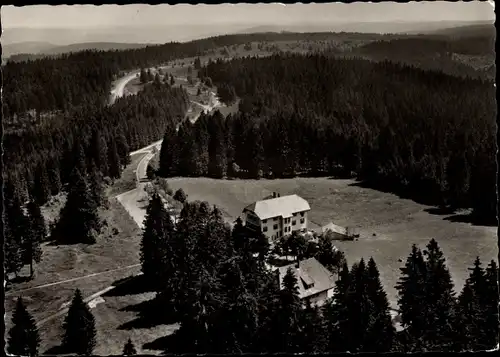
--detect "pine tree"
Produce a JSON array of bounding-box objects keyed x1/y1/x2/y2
[
  {"x1": 271, "y1": 267, "x2": 303, "y2": 353},
  {"x1": 453, "y1": 257, "x2": 488, "y2": 351},
  {"x1": 115, "y1": 130, "x2": 131, "y2": 167},
  {"x1": 25, "y1": 201, "x2": 45, "y2": 277},
  {"x1": 140, "y1": 193, "x2": 176, "y2": 288},
  {"x1": 7, "y1": 297, "x2": 41, "y2": 357},
  {"x1": 483, "y1": 260, "x2": 499, "y2": 349},
  {"x1": 140, "y1": 68, "x2": 148, "y2": 84},
  {"x1": 364, "y1": 257, "x2": 394, "y2": 352},
  {"x1": 248, "y1": 126, "x2": 265, "y2": 178},
  {"x1": 208, "y1": 112, "x2": 228, "y2": 178},
  {"x1": 32, "y1": 165, "x2": 51, "y2": 205},
  {"x1": 298, "y1": 300, "x2": 327, "y2": 353},
  {"x1": 123, "y1": 338, "x2": 137, "y2": 355},
  {"x1": 89, "y1": 130, "x2": 109, "y2": 175},
  {"x1": 5, "y1": 223, "x2": 23, "y2": 279},
  {"x1": 211, "y1": 258, "x2": 259, "y2": 353},
  {"x1": 346, "y1": 259, "x2": 371, "y2": 352},
  {"x1": 323, "y1": 261, "x2": 350, "y2": 352},
  {"x1": 422, "y1": 239, "x2": 456, "y2": 351},
  {"x1": 4, "y1": 181, "x2": 29, "y2": 278},
  {"x1": 47, "y1": 158, "x2": 62, "y2": 195},
  {"x1": 54, "y1": 168, "x2": 101, "y2": 244},
  {"x1": 396, "y1": 244, "x2": 428, "y2": 351},
  {"x1": 454, "y1": 280, "x2": 481, "y2": 351},
  {"x1": 159, "y1": 124, "x2": 178, "y2": 177},
  {"x1": 231, "y1": 217, "x2": 248, "y2": 252},
  {"x1": 88, "y1": 160, "x2": 107, "y2": 209},
  {"x1": 72, "y1": 140, "x2": 87, "y2": 180},
  {"x1": 62, "y1": 289, "x2": 97, "y2": 355},
  {"x1": 107, "y1": 136, "x2": 122, "y2": 179}
]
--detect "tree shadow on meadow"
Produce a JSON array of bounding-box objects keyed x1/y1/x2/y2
[
  {"x1": 349, "y1": 180, "x2": 497, "y2": 227},
  {"x1": 117, "y1": 294, "x2": 179, "y2": 330},
  {"x1": 142, "y1": 328, "x2": 183, "y2": 353},
  {"x1": 44, "y1": 343, "x2": 70, "y2": 355},
  {"x1": 103, "y1": 274, "x2": 155, "y2": 297}
]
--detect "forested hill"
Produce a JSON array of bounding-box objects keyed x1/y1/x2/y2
[{"x1": 177, "y1": 54, "x2": 495, "y2": 223}]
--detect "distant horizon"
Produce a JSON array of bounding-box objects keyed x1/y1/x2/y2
[{"x1": 2, "y1": 3, "x2": 495, "y2": 30}]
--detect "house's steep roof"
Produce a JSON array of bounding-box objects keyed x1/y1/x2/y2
[
  {"x1": 277, "y1": 257, "x2": 336, "y2": 299},
  {"x1": 243, "y1": 194, "x2": 310, "y2": 220}
]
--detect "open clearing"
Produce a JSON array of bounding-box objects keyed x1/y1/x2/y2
[
  {"x1": 167, "y1": 177, "x2": 497, "y2": 308},
  {"x1": 4, "y1": 198, "x2": 143, "y2": 343},
  {"x1": 37, "y1": 288, "x2": 178, "y2": 355}
]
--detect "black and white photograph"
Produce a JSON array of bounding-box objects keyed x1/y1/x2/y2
[{"x1": 2, "y1": 1, "x2": 498, "y2": 355}]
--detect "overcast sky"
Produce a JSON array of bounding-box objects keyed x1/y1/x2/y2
[{"x1": 2, "y1": 2, "x2": 495, "y2": 29}]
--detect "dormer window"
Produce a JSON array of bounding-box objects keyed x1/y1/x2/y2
[{"x1": 301, "y1": 277, "x2": 314, "y2": 290}]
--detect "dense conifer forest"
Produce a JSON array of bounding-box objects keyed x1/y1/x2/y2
[
  {"x1": 3, "y1": 29, "x2": 498, "y2": 354},
  {"x1": 165, "y1": 53, "x2": 495, "y2": 223}
]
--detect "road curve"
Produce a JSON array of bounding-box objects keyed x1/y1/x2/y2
[{"x1": 109, "y1": 70, "x2": 140, "y2": 105}]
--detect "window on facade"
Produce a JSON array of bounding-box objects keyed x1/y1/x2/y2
[
  {"x1": 262, "y1": 219, "x2": 267, "y2": 224},
  {"x1": 293, "y1": 212, "x2": 297, "y2": 216},
  {"x1": 300, "y1": 212, "x2": 305, "y2": 217},
  {"x1": 292, "y1": 220, "x2": 296, "y2": 226},
  {"x1": 300, "y1": 218, "x2": 305, "y2": 224},
  {"x1": 263, "y1": 226, "x2": 268, "y2": 232},
  {"x1": 273, "y1": 217, "x2": 278, "y2": 221},
  {"x1": 273, "y1": 224, "x2": 278, "y2": 230}
]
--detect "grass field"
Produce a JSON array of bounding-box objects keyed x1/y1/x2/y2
[
  {"x1": 166, "y1": 177, "x2": 497, "y2": 308},
  {"x1": 5, "y1": 197, "x2": 143, "y2": 351}
]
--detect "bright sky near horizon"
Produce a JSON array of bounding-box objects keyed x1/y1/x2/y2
[{"x1": 2, "y1": 2, "x2": 495, "y2": 29}]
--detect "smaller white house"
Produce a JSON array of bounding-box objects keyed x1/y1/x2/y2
[
  {"x1": 242, "y1": 193, "x2": 310, "y2": 243},
  {"x1": 276, "y1": 257, "x2": 336, "y2": 307}
]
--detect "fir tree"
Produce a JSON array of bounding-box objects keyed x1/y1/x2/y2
[
  {"x1": 364, "y1": 257, "x2": 394, "y2": 352},
  {"x1": 5, "y1": 223, "x2": 23, "y2": 279},
  {"x1": 107, "y1": 136, "x2": 122, "y2": 179},
  {"x1": 422, "y1": 239, "x2": 456, "y2": 351},
  {"x1": 47, "y1": 159, "x2": 62, "y2": 195},
  {"x1": 272, "y1": 267, "x2": 303, "y2": 353},
  {"x1": 25, "y1": 201, "x2": 45, "y2": 277},
  {"x1": 159, "y1": 123, "x2": 179, "y2": 177},
  {"x1": 453, "y1": 257, "x2": 488, "y2": 351},
  {"x1": 62, "y1": 289, "x2": 97, "y2": 355},
  {"x1": 116, "y1": 130, "x2": 131, "y2": 167},
  {"x1": 346, "y1": 259, "x2": 371, "y2": 352},
  {"x1": 123, "y1": 338, "x2": 137, "y2": 355},
  {"x1": 323, "y1": 261, "x2": 351, "y2": 352},
  {"x1": 454, "y1": 280, "x2": 481, "y2": 351},
  {"x1": 4, "y1": 182, "x2": 29, "y2": 278},
  {"x1": 88, "y1": 160, "x2": 107, "y2": 209},
  {"x1": 396, "y1": 244, "x2": 428, "y2": 351},
  {"x1": 89, "y1": 130, "x2": 109, "y2": 175},
  {"x1": 298, "y1": 300, "x2": 327, "y2": 353},
  {"x1": 140, "y1": 193, "x2": 176, "y2": 288},
  {"x1": 32, "y1": 165, "x2": 51, "y2": 205},
  {"x1": 483, "y1": 260, "x2": 499, "y2": 349},
  {"x1": 211, "y1": 258, "x2": 259, "y2": 353},
  {"x1": 7, "y1": 297, "x2": 41, "y2": 357},
  {"x1": 54, "y1": 168, "x2": 101, "y2": 244},
  {"x1": 231, "y1": 216, "x2": 248, "y2": 252}
]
